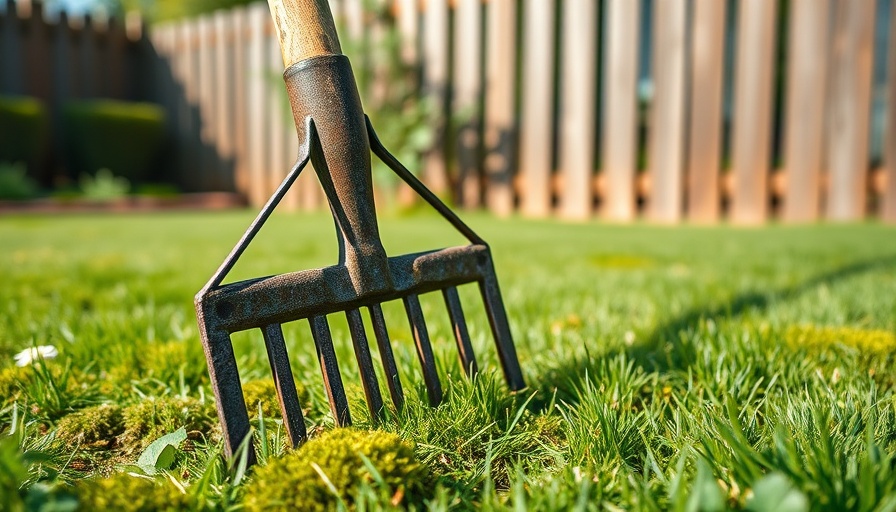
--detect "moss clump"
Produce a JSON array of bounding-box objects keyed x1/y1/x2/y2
[
  {"x1": 55, "y1": 403, "x2": 124, "y2": 449},
  {"x1": 242, "y1": 378, "x2": 309, "y2": 421},
  {"x1": 119, "y1": 396, "x2": 217, "y2": 452},
  {"x1": 786, "y1": 325, "x2": 896, "y2": 355},
  {"x1": 243, "y1": 428, "x2": 430, "y2": 512},
  {"x1": 76, "y1": 472, "x2": 192, "y2": 511}
]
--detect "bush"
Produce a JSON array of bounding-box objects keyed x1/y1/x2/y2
[
  {"x1": 243, "y1": 428, "x2": 430, "y2": 512},
  {"x1": 76, "y1": 472, "x2": 192, "y2": 511},
  {"x1": 63, "y1": 101, "x2": 165, "y2": 183},
  {"x1": 0, "y1": 96, "x2": 47, "y2": 172},
  {"x1": 0, "y1": 161, "x2": 39, "y2": 200}
]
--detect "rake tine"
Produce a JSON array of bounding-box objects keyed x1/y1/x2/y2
[
  {"x1": 442, "y1": 287, "x2": 479, "y2": 378},
  {"x1": 308, "y1": 315, "x2": 351, "y2": 426},
  {"x1": 368, "y1": 303, "x2": 404, "y2": 411},
  {"x1": 345, "y1": 308, "x2": 384, "y2": 420},
  {"x1": 261, "y1": 324, "x2": 307, "y2": 447},
  {"x1": 478, "y1": 257, "x2": 526, "y2": 391},
  {"x1": 402, "y1": 294, "x2": 443, "y2": 406}
]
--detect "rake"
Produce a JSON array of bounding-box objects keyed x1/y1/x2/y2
[{"x1": 195, "y1": 0, "x2": 525, "y2": 463}]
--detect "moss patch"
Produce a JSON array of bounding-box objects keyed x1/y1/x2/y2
[
  {"x1": 119, "y1": 396, "x2": 217, "y2": 452},
  {"x1": 243, "y1": 428, "x2": 430, "y2": 512},
  {"x1": 55, "y1": 403, "x2": 124, "y2": 449},
  {"x1": 785, "y1": 325, "x2": 896, "y2": 355},
  {"x1": 242, "y1": 378, "x2": 309, "y2": 421},
  {"x1": 76, "y1": 472, "x2": 192, "y2": 511}
]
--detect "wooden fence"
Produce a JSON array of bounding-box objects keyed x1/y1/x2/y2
[{"x1": 3, "y1": 0, "x2": 895, "y2": 223}]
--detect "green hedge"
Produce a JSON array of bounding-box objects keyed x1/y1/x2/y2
[
  {"x1": 0, "y1": 95, "x2": 48, "y2": 169},
  {"x1": 63, "y1": 100, "x2": 166, "y2": 182}
]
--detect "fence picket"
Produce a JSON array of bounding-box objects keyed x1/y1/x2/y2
[
  {"x1": 730, "y1": 0, "x2": 777, "y2": 224},
  {"x1": 825, "y1": 0, "x2": 875, "y2": 221},
  {"x1": 648, "y1": 0, "x2": 687, "y2": 223},
  {"x1": 214, "y1": 11, "x2": 234, "y2": 192},
  {"x1": 453, "y1": 0, "x2": 482, "y2": 208},
  {"x1": 231, "y1": 8, "x2": 249, "y2": 198},
  {"x1": 601, "y1": 0, "x2": 639, "y2": 221},
  {"x1": 483, "y1": 0, "x2": 516, "y2": 217},
  {"x1": 422, "y1": 0, "x2": 449, "y2": 195},
  {"x1": 686, "y1": 0, "x2": 726, "y2": 223},
  {"x1": 246, "y1": 3, "x2": 269, "y2": 206},
  {"x1": 558, "y1": 0, "x2": 597, "y2": 220},
  {"x1": 782, "y1": 0, "x2": 829, "y2": 223},
  {"x1": 885, "y1": 1, "x2": 896, "y2": 223},
  {"x1": 519, "y1": 0, "x2": 555, "y2": 217}
]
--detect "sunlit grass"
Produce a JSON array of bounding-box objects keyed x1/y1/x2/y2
[{"x1": 0, "y1": 211, "x2": 895, "y2": 510}]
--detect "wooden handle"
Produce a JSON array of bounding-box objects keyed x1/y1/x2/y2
[{"x1": 267, "y1": 0, "x2": 342, "y2": 68}]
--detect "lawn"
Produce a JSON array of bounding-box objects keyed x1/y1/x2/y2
[{"x1": 1, "y1": 211, "x2": 895, "y2": 511}]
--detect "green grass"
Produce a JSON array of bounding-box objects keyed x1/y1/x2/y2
[{"x1": 1, "y1": 211, "x2": 895, "y2": 510}]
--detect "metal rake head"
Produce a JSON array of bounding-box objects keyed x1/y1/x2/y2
[{"x1": 194, "y1": 50, "x2": 524, "y2": 464}]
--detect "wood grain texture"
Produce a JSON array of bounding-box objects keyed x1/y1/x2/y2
[
  {"x1": 519, "y1": 0, "x2": 555, "y2": 218},
  {"x1": 558, "y1": 0, "x2": 598, "y2": 220},
  {"x1": 825, "y1": 0, "x2": 875, "y2": 221},
  {"x1": 266, "y1": 0, "x2": 341, "y2": 68},
  {"x1": 601, "y1": 0, "x2": 639, "y2": 222},
  {"x1": 885, "y1": 1, "x2": 896, "y2": 223},
  {"x1": 686, "y1": 0, "x2": 726, "y2": 223},
  {"x1": 782, "y1": 0, "x2": 829, "y2": 223},
  {"x1": 484, "y1": 0, "x2": 517, "y2": 217},
  {"x1": 647, "y1": 0, "x2": 688, "y2": 223},
  {"x1": 730, "y1": 0, "x2": 777, "y2": 225}
]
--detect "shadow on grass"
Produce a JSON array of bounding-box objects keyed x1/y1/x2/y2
[{"x1": 526, "y1": 254, "x2": 896, "y2": 411}]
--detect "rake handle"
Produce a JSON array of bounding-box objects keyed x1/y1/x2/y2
[{"x1": 268, "y1": 0, "x2": 342, "y2": 66}]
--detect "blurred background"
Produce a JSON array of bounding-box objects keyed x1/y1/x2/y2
[{"x1": 0, "y1": 0, "x2": 893, "y2": 224}]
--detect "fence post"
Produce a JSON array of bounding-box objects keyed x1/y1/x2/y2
[
  {"x1": 453, "y1": 0, "x2": 483, "y2": 209},
  {"x1": 648, "y1": 0, "x2": 688, "y2": 223},
  {"x1": 686, "y1": 0, "x2": 726, "y2": 223},
  {"x1": 422, "y1": 0, "x2": 450, "y2": 196},
  {"x1": 519, "y1": 0, "x2": 555, "y2": 218},
  {"x1": 885, "y1": 1, "x2": 896, "y2": 223},
  {"x1": 601, "y1": 0, "x2": 639, "y2": 222},
  {"x1": 825, "y1": 0, "x2": 875, "y2": 221},
  {"x1": 730, "y1": 0, "x2": 777, "y2": 224},
  {"x1": 782, "y1": 0, "x2": 829, "y2": 223},
  {"x1": 483, "y1": 0, "x2": 517, "y2": 217},
  {"x1": 558, "y1": 0, "x2": 597, "y2": 220}
]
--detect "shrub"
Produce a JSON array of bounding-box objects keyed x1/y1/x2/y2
[
  {"x1": 0, "y1": 95, "x2": 47, "y2": 172},
  {"x1": 0, "y1": 161, "x2": 39, "y2": 200},
  {"x1": 76, "y1": 472, "x2": 192, "y2": 511},
  {"x1": 63, "y1": 101, "x2": 165, "y2": 182},
  {"x1": 119, "y1": 396, "x2": 217, "y2": 452},
  {"x1": 55, "y1": 404, "x2": 124, "y2": 449},
  {"x1": 243, "y1": 428, "x2": 430, "y2": 512}
]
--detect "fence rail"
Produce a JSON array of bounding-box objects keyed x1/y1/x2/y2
[{"x1": 2, "y1": 0, "x2": 895, "y2": 223}]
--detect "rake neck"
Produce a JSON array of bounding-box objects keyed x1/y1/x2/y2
[{"x1": 284, "y1": 55, "x2": 393, "y2": 296}]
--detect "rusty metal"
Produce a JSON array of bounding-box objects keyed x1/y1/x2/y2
[{"x1": 195, "y1": 52, "x2": 524, "y2": 464}]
